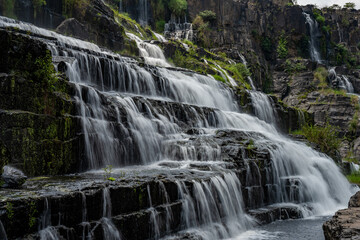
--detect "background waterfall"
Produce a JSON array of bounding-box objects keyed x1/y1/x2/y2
[
  {"x1": 0, "y1": 16, "x2": 356, "y2": 239},
  {"x1": 303, "y1": 12, "x2": 322, "y2": 63}
]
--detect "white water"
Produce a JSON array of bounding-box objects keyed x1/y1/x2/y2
[
  {"x1": 329, "y1": 68, "x2": 354, "y2": 93},
  {"x1": 303, "y1": 13, "x2": 322, "y2": 63},
  {"x1": 126, "y1": 32, "x2": 171, "y2": 67},
  {"x1": 249, "y1": 91, "x2": 276, "y2": 124},
  {"x1": 102, "y1": 188, "x2": 122, "y2": 240},
  {"x1": 0, "y1": 16, "x2": 355, "y2": 239},
  {"x1": 154, "y1": 32, "x2": 168, "y2": 42}
]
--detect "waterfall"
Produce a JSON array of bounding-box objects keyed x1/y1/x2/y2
[
  {"x1": 0, "y1": 221, "x2": 8, "y2": 240},
  {"x1": 303, "y1": 12, "x2": 322, "y2": 63},
  {"x1": 0, "y1": 16, "x2": 356, "y2": 239},
  {"x1": 342, "y1": 76, "x2": 354, "y2": 93},
  {"x1": 238, "y1": 52, "x2": 256, "y2": 90},
  {"x1": 126, "y1": 32, "x2": 171, "y2": 67},
  {"x1": 249, "y1": 91, "x2": 276, "y2": 124},
  {"x1": 139, "y1": 0, "x2": 148, "y2": 26},
  {"x1": 173, "y1": 173, "x2": 253, "y2": 238},
  {"x1": 38, "y1": 198, "x2": 60, "y2": 240},
  {"x1": 329, "y1": 68, "x2": 354, "y2": 93},
  {"x1": 102, "y1": 188, "x2": 122, "y2": 240}
]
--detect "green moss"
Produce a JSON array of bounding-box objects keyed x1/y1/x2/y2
[
  {"x1": 28, "y1": 201, "x2": 37, "y2": 228},
  {"x1": 6, "y1": 202, "x2": 14, "y2": 220}
]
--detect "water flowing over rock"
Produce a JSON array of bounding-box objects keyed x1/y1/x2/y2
[
  {"x1": 0, "y1": 15, "x2": 356, "y2": 240},
  {"x1": 303, "y1": 12, "x2": 322, "y2": 63}
]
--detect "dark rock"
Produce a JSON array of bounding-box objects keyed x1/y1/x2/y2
[
  {"x1": 349, "y1": 191, "x2": 360, "y2": 208},
  {"x1": 1, "y1": 166, "x2": 27, "y2": 188},
  {"x1": 323, "y1": 191, "x2": 360, "y2": 240}
]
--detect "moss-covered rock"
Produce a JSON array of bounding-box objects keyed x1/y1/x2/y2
[{"x1": 0, "y1": 29, "x2": 80, "y2": 176}]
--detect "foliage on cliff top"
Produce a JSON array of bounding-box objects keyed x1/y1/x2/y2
[{"x1": 168, "y1": 0, "x2": 187, "y2": 17}]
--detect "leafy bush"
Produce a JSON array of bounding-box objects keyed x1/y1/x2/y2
[
  {"x1": 168, "y1": 0, "x2": 187, "y2": 16},
  {"x1": 155, "y1": 20, "x2": 166, "y2": 32},
  {"x1": 199, "y1": 10, "x2": 216, "y2": 22},
  {"x1": 315, "y1": 15, "x2": 325, "y2": 24},
  {"x1": 284, "y1": 59, "x2": 306, "y2": 74}
]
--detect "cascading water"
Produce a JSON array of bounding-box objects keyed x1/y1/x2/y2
[
  {"x1": 102, "y1": 188, "x2": 122, "y2": 240},
  {"x1": 249, "y1": 91, "x2": 277, "y2": 124},
  {"x1": 328, "y1": 68, "x2": 355, "y2": 93},
  {"x1": 0, "y1": 16, "x2": 356, "y2": 239},
  {"x1": 126, "y1": 32, "x2": 171, "y2": 67},
  {"x1": 303, "y1": 12, "x2": 322, "y2": 63}
]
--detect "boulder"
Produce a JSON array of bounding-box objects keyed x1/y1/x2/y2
[
  {"x1": 323, "y1": 191, "x2": 360, "y2": 240},
  {"x1": 1, "y1": 166, "x2": 27, "y2": 188}
]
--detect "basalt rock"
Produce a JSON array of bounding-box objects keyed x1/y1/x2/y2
[{"x1": 323, "y1": 191, "x2": 360, "y2": 240}]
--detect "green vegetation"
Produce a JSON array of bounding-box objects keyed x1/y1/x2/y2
[
  {"x1": 6, "y1": 202, "x2": 14, "y2": 220},
  {"x1": 28, "y1": 201, "x2": 37, "y2": 228},
  {"x1": 199, "y1": 10, "x2": 217, "y2": 22},
  {"x1": 103, "y1": 165, "x2": 114, "y2": 181},
  {"x1": 155, "y1": 20, "x2": 166, "y2": 33},
  {"x1": 344, "y1": 2, "x2": 356, "y2": 9},
  {"x1": 1, "y1": 0, "x2": 16, "y2": 19},
  {"x1": 284, "y1": 59, "x2": 306, "y2": 74},
  {"x1": 168, "y1": 0, "x2": 187, "y2": 17},
  {"x1": 293, "y1": 123, "x2": 342, "y2": 158},
  {"x1": 347, "y1": 171, "x2": 360, "y2": 184},
  {"x1": 313, "y1": 66, "x2": 328, "y2": 88}
]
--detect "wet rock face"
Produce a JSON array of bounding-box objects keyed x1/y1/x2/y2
[
  {"x1": 0, "y1": 30, "x2": 81, "y2": 176},
  {"x1": 323, "y1": 191, "x2": 360, "y2": 240}
]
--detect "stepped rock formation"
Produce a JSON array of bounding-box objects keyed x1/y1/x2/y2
[{"x1": 0, "y1": 0, "x2": 359, "y2": 239}]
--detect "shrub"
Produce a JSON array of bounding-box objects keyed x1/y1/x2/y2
[
  {"x1": 277, "y1": 31, "x2": 288, "y2": 59},
  {"x1": 284, "y1": 59, "x2": 306, "y2": 74},
  {"x1": 314, "y1": 66, "x2": 328, "y2": 88},
  {"x1": 199, "y1": 10, "x2": 216, "y2": 22},
  {"x1": 315, "y1": 15, "x2": 325, "y2": 24},
  {"x1": 168, "y1": 0, "x2": 187, "y2": 17},
  {"x1": 155, "y1": 20, "x2": 166, "y2": 32}
]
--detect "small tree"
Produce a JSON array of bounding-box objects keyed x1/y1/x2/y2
[
  {"x1": 344, "y1": 2, "x2": 355, "y2": 9},
  {"x1": 168, "y1": 0, "x2": 187, "y2": 17},
  {"x1": 199, "y1": 10, "x2": 216, "y2": 22}
]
